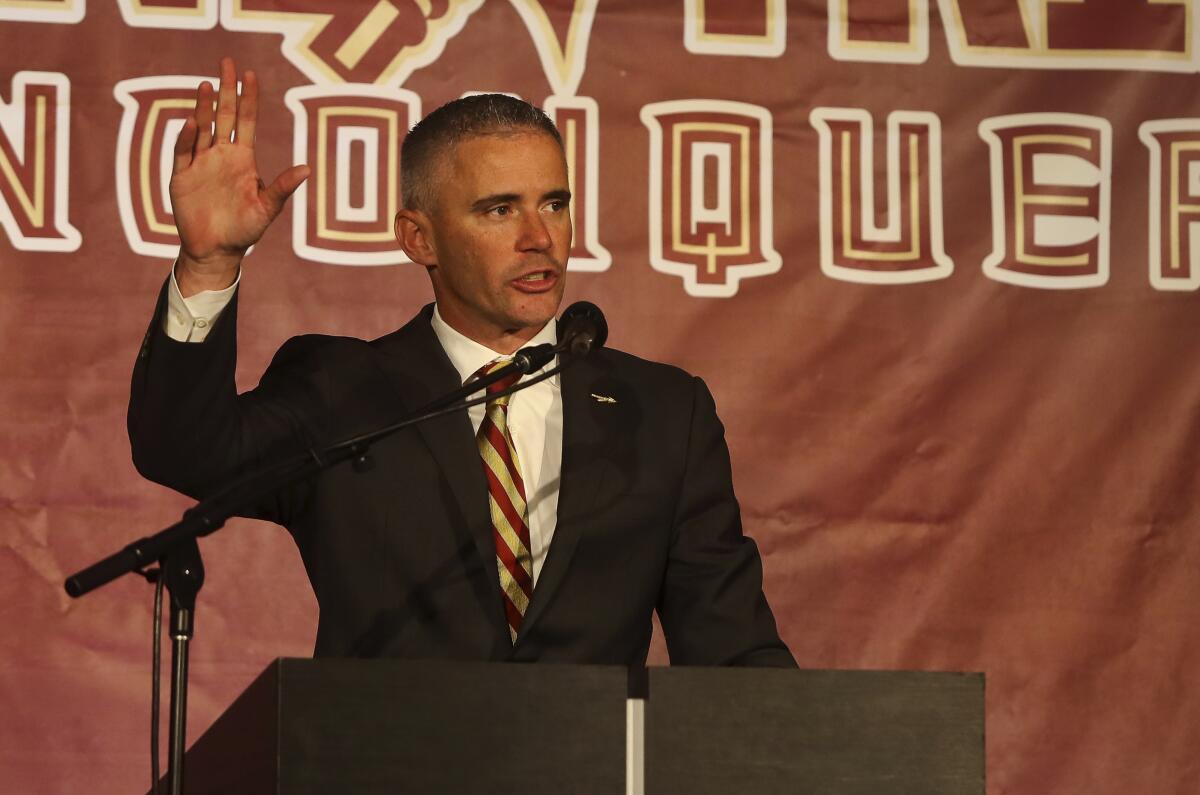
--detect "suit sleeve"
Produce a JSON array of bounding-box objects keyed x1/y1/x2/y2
[
  {"x1": 657, "y1": 377, "x2": 797, "y2": 668},
  {"x1": 128, "y1": 278, "x2": 320, "y2": 526}
]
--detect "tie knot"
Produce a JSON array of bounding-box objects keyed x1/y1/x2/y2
[{"x1": 472, "y1": 360, "x2": 522, "y2": 399}]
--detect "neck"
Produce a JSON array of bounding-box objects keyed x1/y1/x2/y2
[{"x1": 435, "y1": 308, "x2": 543, "y2": 355}]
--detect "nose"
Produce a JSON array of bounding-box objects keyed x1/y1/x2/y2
[{"x1": 517, "y1": 211, "x2": 553, "y2": 253}]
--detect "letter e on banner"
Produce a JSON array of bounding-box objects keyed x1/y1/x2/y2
[
  {"x1": 545, "y1": 95, "x2": 610, "y2": 272},
  {"x1": 979, "y1": 114, "x2": 1111, "y2": 289},
  {"x1": 1139, "y1": 120, "x2": 1200, "y2": 292},
  {"x1": 114, "y1": 76, "x2": 212, "y2": 258},
  {"x1": 641, "y1": 100, "x2": 780, "y2": 298},
  {"x1": 285, "y1": 85, "x2": 418, "y2": 265},
  {"x1": 0, "y1": 72, "x2": 79, "y2": 252},
  {"x1": 809, "y1": 108, "x2": 950, "y2": 284}
]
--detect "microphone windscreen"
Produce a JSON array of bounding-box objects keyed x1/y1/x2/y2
[{"x1": 557, "y1": 301, "x2": 608, "y2": 353}]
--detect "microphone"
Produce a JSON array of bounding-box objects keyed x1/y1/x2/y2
[
  {"x1": 510, "y1": 302, "x2": 607, "y2": 373},
  {"x1": 510, "y1": 342, "x2": 555, "y2": 373},
  {"x1": 556, "y1": 301, "x2": 607, "y2": 356}
]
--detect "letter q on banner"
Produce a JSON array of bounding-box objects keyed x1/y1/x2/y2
[
  {"x1": 285, "y1": 84, "x2": 419, "y2": 265},
  {"x1": 641, "y1": 100, "x2": 780, "y2": 298}
]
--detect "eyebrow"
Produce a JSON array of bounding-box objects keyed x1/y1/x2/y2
[{"x1": 469, "y1": 189, "x2": 572, "y2": 212}]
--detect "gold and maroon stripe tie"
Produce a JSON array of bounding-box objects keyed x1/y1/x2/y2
[{"x1": 473, "y1": 361, "x2": 534, "y2": 642}]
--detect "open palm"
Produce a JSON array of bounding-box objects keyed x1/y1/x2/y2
[{"x1": 170, "y1": 58, "x2": 309, "y2": 285}]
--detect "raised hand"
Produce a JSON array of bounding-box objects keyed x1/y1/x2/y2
[{"x1": 170, "y1": 57, "x2": 310, "y2": 296}]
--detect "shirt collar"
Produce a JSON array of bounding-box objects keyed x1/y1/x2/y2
[{"x1": 431, "y1": 303, "x2": 559, "y2": 386}]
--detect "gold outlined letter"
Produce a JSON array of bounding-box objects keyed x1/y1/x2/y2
[
  {"x1": 285, "y1": 84, "x2": 419, "y2": 265},
  {"x1": 1139, "y1": 119, "x2": 1200, "y2": 291},
  {"x1": 641, "y1": 100, "x2": 780, "y2": 297},
  {"x1": 0, "y1": 72, "x2": 79, "y2": 252},
  {"x1": 979, "y1": 113, "x2": 1111, "y2": 289},
  {"x1": 810, "y1": 108, "x2": 951, "y2": 284}
]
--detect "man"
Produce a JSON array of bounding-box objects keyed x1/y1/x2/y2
[{"x1": 130, "y1": 58, "x2": 795, "y2": 667}]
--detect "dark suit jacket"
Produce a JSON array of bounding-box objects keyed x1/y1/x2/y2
[{"x1": 129, "y1": 285, "x2": 795, "y2": 667}]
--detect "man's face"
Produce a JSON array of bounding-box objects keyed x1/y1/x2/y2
[{"x1": 418, "y1": 131, "x2": 571, "y2": 352}]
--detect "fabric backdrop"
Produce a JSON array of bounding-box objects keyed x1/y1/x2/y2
[{"x1": 1, "y1": 1, "x2": 1197, "y2": 792}]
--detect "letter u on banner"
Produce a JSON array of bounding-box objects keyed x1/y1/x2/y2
[
  {"x1": 285, "y1": 85, "x2": 419, "y2": 266},
  {"x1": 641, "y1": 100, "x2": 780, "y2": 298},
  {"x1": 809, "y1": 108, "x2": 951, "y2": 284}
]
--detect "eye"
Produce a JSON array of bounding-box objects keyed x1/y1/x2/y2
[{"x1": 487, "y1": 205, "x2": 511, "y2": 217}]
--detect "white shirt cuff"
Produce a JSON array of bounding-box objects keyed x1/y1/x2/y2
[{"x1": 164, "y1": 263, "x2": 241, "y2": 342}]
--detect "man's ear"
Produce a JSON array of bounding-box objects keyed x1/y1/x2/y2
[{"x1": 395, "y1": 208, "x2": 437, "y2": 267}]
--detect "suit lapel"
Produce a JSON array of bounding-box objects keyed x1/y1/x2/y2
[
  {"x1": 371, "y1": 307, "x2": 510, "y2": 648},
  {"x1": 517, "y1": 353, "x2": 627, "y2": 641}
]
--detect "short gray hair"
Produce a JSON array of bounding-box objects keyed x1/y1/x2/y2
[{"x1": 400, "y1": 93, "x2": 563, "y2": 212}]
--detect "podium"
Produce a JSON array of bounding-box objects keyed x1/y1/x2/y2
[{"x1": 165, "y1": 658, "x2": 983, "y2": 794}]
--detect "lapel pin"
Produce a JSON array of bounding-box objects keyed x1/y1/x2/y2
[{"x1": 590, "y1": 392, "x2": 618, "y2": 404}]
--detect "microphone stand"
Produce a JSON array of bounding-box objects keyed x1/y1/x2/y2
[
  {"x1": 63, "y1": 343, "x2": 573, "y2": 795},
  {"x1": 162, "y1": 539, "x2": 203, "y2": 795}
]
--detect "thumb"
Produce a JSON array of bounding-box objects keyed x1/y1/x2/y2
[{"x1": 262, "y1": 164, "x2": 311, "y2": 217}]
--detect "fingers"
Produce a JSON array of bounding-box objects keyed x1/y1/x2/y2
[
  {"x1": 194, "y1": 81, "x2": 215, "y2": 150},
  {"x1": 262, "y1": 164, "x2": 311, "y2": 217},
  {"x1": 214, "y1": 56, "x2": 238, "y2": 143},
  {"x1": 172, "y1": 117, "x2": 197, "y2": 174},
  {"x1": 235, "y1": 69, "x2": 258, "y2": 147}
]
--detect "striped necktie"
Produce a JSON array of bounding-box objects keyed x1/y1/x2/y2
[{"x1": 473, "y1": 361, "x2": 533, "y2": 642}]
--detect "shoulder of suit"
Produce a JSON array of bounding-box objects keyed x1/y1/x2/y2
[
  {"x1": 269, "y1": 333, "x2": 371, "y2": 371},
  {"x1": 593, "y1": 345, "x2": 696, "y2": 385},
  {"x1": 267, "y1": 306, "x2": 434, "y2": 373}
]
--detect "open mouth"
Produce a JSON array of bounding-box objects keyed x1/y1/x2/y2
[{"x1": 512, "y1": 270, "x2": 558, "y2": 291}]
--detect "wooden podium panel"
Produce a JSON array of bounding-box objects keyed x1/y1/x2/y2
[
  {"x1": 644, "y1": 668, "x2": 985, "y2": 794},
  {"x1": 174, "y1": 658, "x2": 628, "y2": 794}
]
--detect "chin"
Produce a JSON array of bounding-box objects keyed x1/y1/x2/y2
[{"x1": 515, "y1": 294, "x2": 564, "y2": 325}]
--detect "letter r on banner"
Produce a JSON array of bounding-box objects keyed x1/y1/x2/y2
[
  {"x1": 641, "y1": 100, "x2": 780, "y2": 298},
  {"x1": 285, "y1": 85, "x2": 419, "y2": 265},
  {"x1": 1139, "y1": 120, "x2": 1200, "y2": 292},
  {"x1": 979, "y1": 113, "x2": 1112, "y2": 289},
  {"x1": 809, "y1": 108, "x2": 951, "y2": 284}
]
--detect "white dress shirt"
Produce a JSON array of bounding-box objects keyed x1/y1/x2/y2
[{"x1": 166, "y1": 272, "x2": 563, "y2": 585}]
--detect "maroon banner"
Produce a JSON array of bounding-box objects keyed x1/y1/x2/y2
[{"x1": 2, "y1": 2, "x2": 1198, "y2": 792}]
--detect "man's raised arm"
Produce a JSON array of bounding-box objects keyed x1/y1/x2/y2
[{"x1": 129, "y1": 57, "x2": 312, "y2": 503}]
